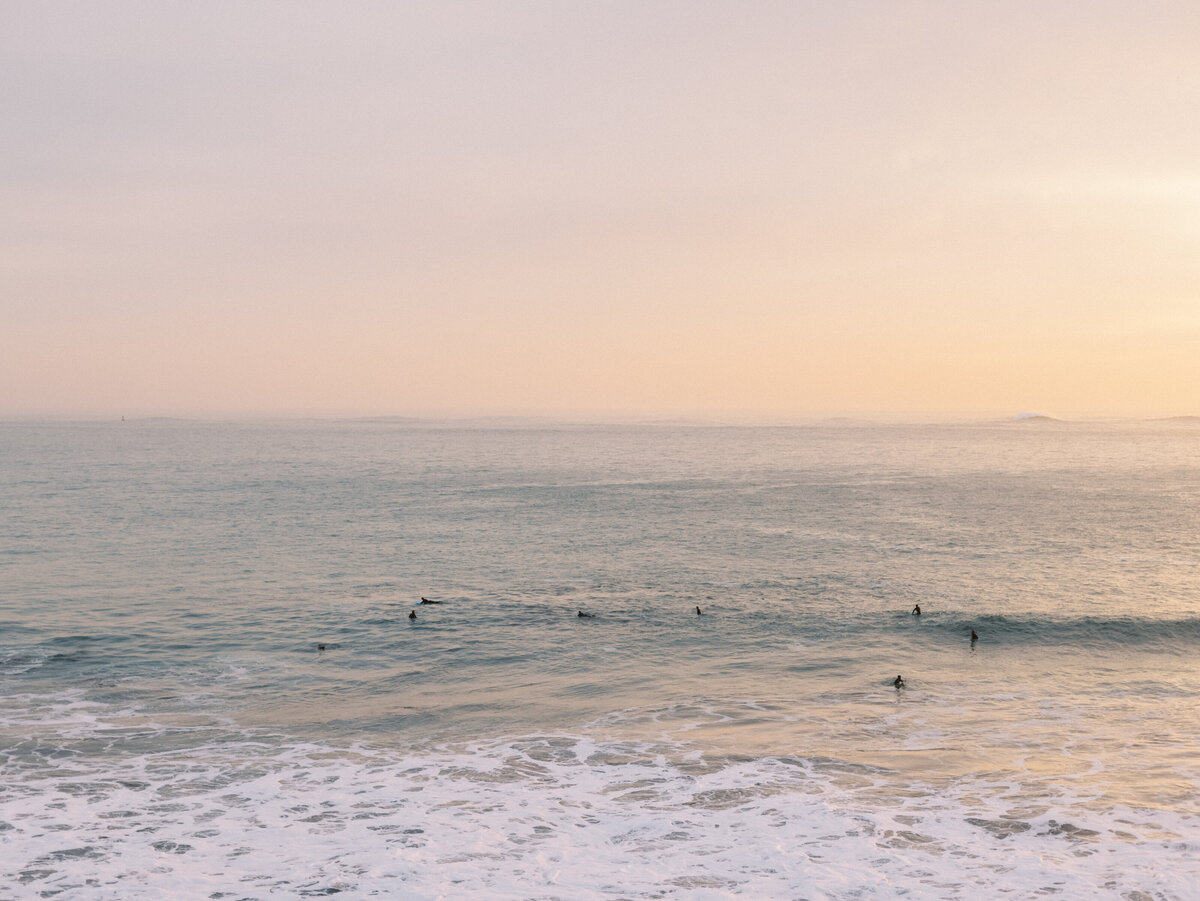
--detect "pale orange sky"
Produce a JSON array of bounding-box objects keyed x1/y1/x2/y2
[{"x1": 3, "y1": 1, "x2": 1199, "y2": 419}]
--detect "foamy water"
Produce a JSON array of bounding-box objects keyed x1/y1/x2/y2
[
  {"x1": 2, "y1": 420, "x2": 1198, "y2": 898},
  {"x1": 5, "y1": 697, "x2": 1196, "y2": 900},
  {"x1": 5, "y1": 691, "x2": 1197, "y2": 901}
]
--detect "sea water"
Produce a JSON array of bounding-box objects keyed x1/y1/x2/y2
[{"x1": 1, "y1": 419, "x2": 1197, "y2": 900}]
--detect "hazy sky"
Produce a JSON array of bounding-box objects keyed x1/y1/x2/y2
[{"x1": 4, "y1": 1, "x2": 1199, "y2": 419}]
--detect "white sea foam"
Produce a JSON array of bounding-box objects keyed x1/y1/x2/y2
[
  {"x1": 2, "y1": 705, "x2": 1196, "y2": 900},
  {"x1": 0, "y1": 646, "x2": 50, "y2": 676}
]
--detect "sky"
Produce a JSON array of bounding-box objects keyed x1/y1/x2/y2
[{"x1": 3, "y1": 1, "x2": 1199, "y2": 420}]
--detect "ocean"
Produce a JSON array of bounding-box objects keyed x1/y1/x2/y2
[{"x1": 1, "y1": 418, "x2": 1197, "y2": 900}]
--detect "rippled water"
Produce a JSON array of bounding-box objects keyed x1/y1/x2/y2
[{"x1": 2, "y1": 419, "x2": 1198, "y2": 898}]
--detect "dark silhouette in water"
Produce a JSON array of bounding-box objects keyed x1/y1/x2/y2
[
  {"x1": 409, "y1": 609, "x2": 417, "y2": 620},
  {"x1": 317, "y1": 644, "x2": 325, "y2": 651},
  {"x1": 912, "y1": 604, "x2": 921, "y2": 615},
  {"x1": 696, "y1": 606, "x2": 703, "y2": 615},
  {"x1": 420, "y1": 597, "x2": 441, "y2": 604},
  {"x1": 893, "y1": 675, "x2": 905, "y2": 688},
  {"x1": 578, "y1": 610, "x2": 595, "y2": 618},
  {"x1": 970, "y1": 629, "x2": 978, "y2": 643}
]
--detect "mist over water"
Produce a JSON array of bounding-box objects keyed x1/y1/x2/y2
[{"x1": 2, "y1": 419, "x2": 1198, "y2": 898}]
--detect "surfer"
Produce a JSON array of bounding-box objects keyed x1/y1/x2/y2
[
  {"x1": 696, "y1": 606, "x2": 703, "y2": 615},
  {"x1": 408, "y1": 609, "x2": 417, "y2": 620},
  {"x1": 317, "y1": 644, "x2": 325, "y2": 651},
  {"x1": 578, "y1": 610, "x2": 595, "y2": 618},
  {"x1": 893, "y1": 675, "x2": 905, "y2": 689},
  {"x1": 420, "y1": 597, "x2": 441, "y2": 604},
  {"x1": 970, "y1": 629, "x2": 978, "y2": 643},
  {"x1": 912, "y1": 604, "x2": 921, "y2": 615}
]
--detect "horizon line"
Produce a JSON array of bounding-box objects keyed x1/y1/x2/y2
[{"x1": 3, "y1": 411, "x2": 1198, "y2": 427}]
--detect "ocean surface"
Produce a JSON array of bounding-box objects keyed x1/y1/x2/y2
[{"x1": 1, "y1": 418, "x2": 1198, "y2": 900}]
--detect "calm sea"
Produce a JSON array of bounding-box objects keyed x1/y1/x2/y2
[{"x1": 1, "y1": 419, "x2": 1197, "y2": 899}]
